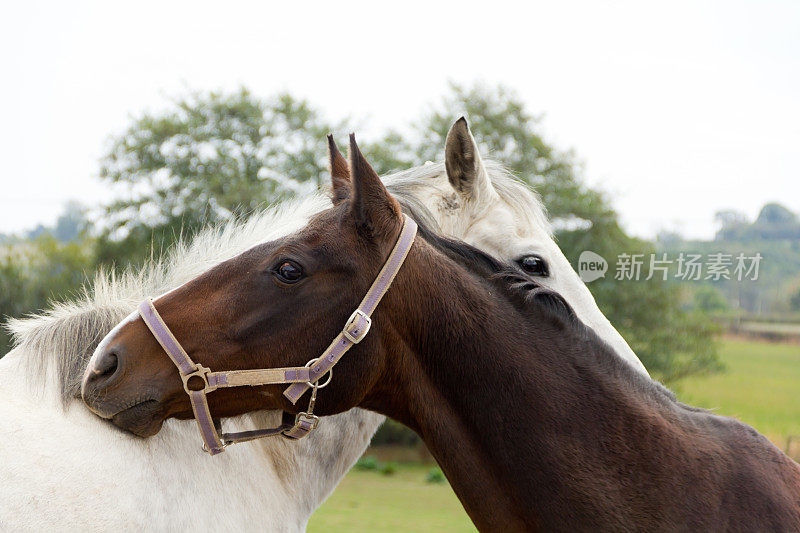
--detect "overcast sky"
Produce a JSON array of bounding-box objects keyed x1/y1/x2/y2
[{"x1": 1, "y1": 1, "x2": 798, "y2": 239}]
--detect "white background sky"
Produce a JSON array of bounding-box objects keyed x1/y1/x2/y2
[{"x1": 1, "y1": 0, "x2": 798, "y2": 239}]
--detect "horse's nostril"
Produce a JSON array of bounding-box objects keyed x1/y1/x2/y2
[
  {"x1": 91, "y1": 348, "x2": 122, "y2": 385},
  {"x1": 97, "y1": 351, "x2": 119, "y2": 377}
]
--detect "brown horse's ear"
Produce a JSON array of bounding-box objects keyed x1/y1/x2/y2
[
  {"x1": 328, "y1": 134, "x2": 351, "y2": 205},
  {"x1": 348, "y1": 133, "x2": 402, "y2": 237},
  {"x1": 444, "y1": 117, "x2": 497, "y2": 202}
]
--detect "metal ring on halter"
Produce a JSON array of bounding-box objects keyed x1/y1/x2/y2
[
  {"x1": 181, "y1": 364, "x2": 213, "y2": 395},
  {"x1": 304, "y1": 357, "x2": 333, "y2": 389},
  {"x1": 202, "y1": 441, "x2": 229, "y2": 453}
]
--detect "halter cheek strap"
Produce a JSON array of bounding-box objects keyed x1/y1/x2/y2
[
  {"x1": 284, "y1": 215, "x2": 418, "y2": 404},
  {"x1": 137, "y1": 215, "x2": 418, "y2": 455}
]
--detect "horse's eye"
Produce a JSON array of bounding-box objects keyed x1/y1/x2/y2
[
  {"x1": 274, "y1": 261, "x2": 304, "y2": 284},
  {"x1": 518, "y1": 255, "x2": 549, "y2": 277}
]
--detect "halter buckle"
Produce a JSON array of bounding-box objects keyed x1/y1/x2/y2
[
  {"x1": 343, "y1": 309, "x2": 371, "y2": 344},
  {"x1": 295, "y1": 412, "x2": 320, "y2": 430},
  {"x1": 181, "y1": 364, "x2": 215, "y2": 395}
]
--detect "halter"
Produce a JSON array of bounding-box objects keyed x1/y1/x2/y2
[{"x1": 137, "y1": 215, "x2": 418, "y2": 455}]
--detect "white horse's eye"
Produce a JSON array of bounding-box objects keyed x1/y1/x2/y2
[{"x1": 518, "y1": 255, "x2": 549, "y2": 277}]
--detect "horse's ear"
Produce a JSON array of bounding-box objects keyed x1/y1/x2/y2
[
  {"x1": 328, "y1": 134, "x2": 351, "y2": 205},
  {"x1": 444, "y1": 117, "x2": 496, "y2": 202},
  {"x1": 348, "y1": 133, "x2": 402, "y2": 237}
]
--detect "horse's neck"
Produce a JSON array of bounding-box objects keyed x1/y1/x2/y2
[
  {"x1": 364, "y1": 266, "x2": 582, "y2": 529},
  {"x1": 402, "y1": 315, "x2": 638, "y2": 528},
  {"x1": 368, "y1": 263, "x2": 799, "y2": 530}
]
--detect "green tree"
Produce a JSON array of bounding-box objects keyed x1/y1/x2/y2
[
  {"x1": 0, "y1": 255, "x2": 29, "y2": 353},
  {"x1": 715, "y1": 203, "x2": 800, "y2": 241},
  {"x1": 0, "y1": 232, "x2": 96, "y2": 355},
  {"x1": 752, "y1": 203, "x2": 800, "y2": 240},
  {"x1": 25, "y1": 235, "x2": 95, "y2": 308},
  {"x1": 790, "y1": 287, "x2": 800, "y2": 312},
  {"x1": 756, "y1": 203, "x2": 796, "y2": 226},
  {"x1": 97, "y1": 88, "x2": 343, "y2": 267},
  {"x1": 27, "y1": 201, "x2": 88, "y2": 242},
  {"x1": 692, "y1": 285, "x2": 730, "y2": 314},
  {"x1": 714, "y1": 209, "x2": 749, "y2": 241}
]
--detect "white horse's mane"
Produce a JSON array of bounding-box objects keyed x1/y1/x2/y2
[{"x1": 6, "y1": 160, "x2": 549, "y2": 403}]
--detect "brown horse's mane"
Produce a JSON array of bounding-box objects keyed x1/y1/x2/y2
[{"x1": 410, "y1": 214, "x2": 702, "y2": 413}]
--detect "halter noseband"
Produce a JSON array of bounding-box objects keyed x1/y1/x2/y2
[{"x1": 137, "y1": 215, "x2": 418, "y2": 455}]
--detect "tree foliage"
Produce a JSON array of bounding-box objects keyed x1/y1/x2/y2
[
  {"x1": 27, "y1": 201, "x2": 88, "y2": 242},
  {"x1": 0, "y1": 255, "x2": 28, "y2": 352},
  {"x1": 790, "y1": 287, "x2": 800, "y2": 312},
  {"x1": 0, "y1": 232, "x2": 95, "y2": 353},
  {"x1": 97, "y1": 89, "x2": 342, "y2": 265},
  {"x1": 716, "y1": 203, "x2": 800, "y2": 241}
]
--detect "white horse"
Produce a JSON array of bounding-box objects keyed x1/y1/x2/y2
[
  {"x1": 0, "y1": 119, "x2": 647, "y2": 531},
  {"x1": 385, "y1": 119, "x2": 645, "y2": 373}
]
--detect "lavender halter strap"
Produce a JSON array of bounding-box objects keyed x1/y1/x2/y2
[
  {"x1": 137, "y1": 215, "x2": 418, "y2": 455},
  {"x1": 284, "y1": 215, "x2": 418, "y2": 403}
]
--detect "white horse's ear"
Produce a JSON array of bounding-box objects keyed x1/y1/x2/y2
[{"x1": 444, "y1": 117, "x2": 496, "y2": 202}]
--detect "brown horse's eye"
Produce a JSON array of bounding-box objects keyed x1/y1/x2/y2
[{"x1": 274, "y1": 261, "x2": 304, "y2": 284}]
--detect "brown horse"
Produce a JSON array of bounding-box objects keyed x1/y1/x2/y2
[{"x1": 82, "y1": 136, "x2": 800, "y2": 531}]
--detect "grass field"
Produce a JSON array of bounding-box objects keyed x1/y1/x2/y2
[
  {"x1": 308, "y1": 464, "x2": 476, "y2": 533},
  {"x1": 674, "y1": 338, "x2": 800, "y2": 446},
  {"x1": 308, "y1": 339, "x2": 800, "y2": 532}
]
